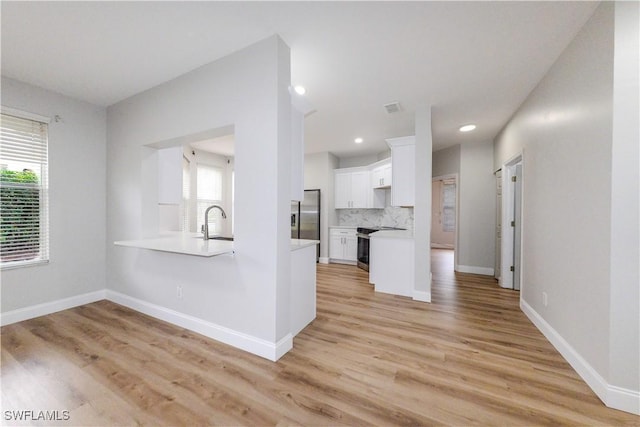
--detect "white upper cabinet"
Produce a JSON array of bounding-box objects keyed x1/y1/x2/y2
[
  {"x1": 350, "y1": 171, "x2": 369, "y2": 207},
  {"x1": 334, "y1": 171, "x2": 352, "y2": 209},
  {"x1": 334, "y1": 169, "x2": 371, "y2": 209},
  {"x1": 386, "y1": 136, "x2": 415, "y2": 207},
  {"x1": 370, "y1": 159, "x2": 392, "y2": 189}
]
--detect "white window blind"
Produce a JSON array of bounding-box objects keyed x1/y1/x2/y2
[
  {"x1": 180, "y1": 155, "x2": 191, "y2": 232},
  {"x1": 0, "y1": 113, "x2": 49, "y2": 268},
  {"x1": 442, "y1": 182, "x2": 456, "y2": 233},
  {"x1": 196, "y1": 164, "x2": 223, "y2": 235}
]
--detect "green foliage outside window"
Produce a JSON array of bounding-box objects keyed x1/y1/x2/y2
[{"x1": 0, "y1": 169, "x2": 40, "y2": 262}]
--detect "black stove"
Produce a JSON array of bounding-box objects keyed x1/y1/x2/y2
[
  {"x1": 356, "y1": 226, "x2": 405, "y2": 235},
  {"x1": 356, "y1": 226, "x2": 406, "y2": 271}
]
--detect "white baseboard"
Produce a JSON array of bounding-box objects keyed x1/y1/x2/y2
[
  {"x1": 431, "y1": 243, "x2": 454, "y2": 249},
  {"x1": 318, "y1": 257, "x2": 329, "y2": 264},
  {"x1": 521, "y1": 299, "x2": 640, "y2": 415},
  {"x1": 105, "y1": 290, "x2": 292, "y2": 362},
  {"x1": 456, "y1": 264, "x2": 495, "y2": 276},
  {"x1": 0, "y1": 290, "x2": 106, "y2": 326},
  {"x1": 329, "y1": 259, "x2": 357, "y2": 266}
]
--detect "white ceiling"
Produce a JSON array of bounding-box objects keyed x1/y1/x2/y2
[
  {"x1": 1, "y1": 1, "x2": 598, "y2": 157},
  {"x1": 191, "y1": 134, "x2": 235, "y2": 157}
]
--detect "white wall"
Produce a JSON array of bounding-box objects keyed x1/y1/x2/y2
[
  {"x1": 432, "y1": 142, "x2": 497, "y2": 275},
  {"x1": 432, "y1": 144, "x2": 460, "y2": 177},
  {"x1": 494, "y1": 2, "x2": 639, "y2": 413},
  {"x1": 609, "y1": 0, "x2": 639, "y2": 398},
  {"x1": 338, "y1": 153, "x2": 379, "y2": 168},
  {"x1": 304, "y1": 152, "x2": 338, "y2": 261},
  {"x1": 1, "y1": 78, "x2": 107, "y2": 313},
  {"x1": 106, "y1": 36, "x2": 293, "y2": 359},
  {"x1": 495, "y1": 0, "x2": 613, "y2": 382},
  {"x1": 414, "y1": 106, "x2": 432, "y2": 301},
  {"x1": 457, "y1": 140, "x2": 496, "y2": 275}
]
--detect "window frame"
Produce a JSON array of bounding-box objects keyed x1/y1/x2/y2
[
  {"x1": 195, "y1": 162, "x2": 224, "y2": 235},
  {"x1": 0, "y1": 108, "x2": 50, "y2": 270},
  {"x1": 441, "y1": 181, "x2": 456, "y2": 233}
]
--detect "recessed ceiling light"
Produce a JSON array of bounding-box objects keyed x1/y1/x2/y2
[
  {"x1": 294, "y1": 85, "x2": 306, "y2": 95},
  {"x1": 459, "y1": 124, "x2": 476, "y2": 132},
  {"x1": 354, "y1": 137, "x2": 363, "y2": 144}
]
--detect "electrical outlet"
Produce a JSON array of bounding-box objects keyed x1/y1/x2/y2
[
  {"x1": 542, "y1": 292, "x2": 548, "y2": 307},
  {"x1": 177, "y1": 285, "x2": 183, "y2": 299}
]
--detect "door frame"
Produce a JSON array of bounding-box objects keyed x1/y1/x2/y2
[
  {"x1": 500, "y1": 154, "x2": 523, "y2": 290},
  {"x1": 431, "y1": 173, "x2": 459, "y2": 269}
]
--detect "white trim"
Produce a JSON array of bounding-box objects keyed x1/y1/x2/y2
[
  {"x1": 318, "y1": 257, "x2": 330, "y2": 264},
  {"x1": 105, "y1": 290, "x2": 292, "y2": 362},
  {"x1": 328, "y1": 259, "x2": 357, "y2": 265},
  {"x1": 608, "y1": 385, "x2": 640, "y2": 415},
  {"x1": 0, "y1": 290, "x2": 106, "y2": 326},
  {"x1": 455, "y1": 264, "x2": 495, "y2": 276},
  {"x1": 1, "y1": 259, "x2": 50, "y2": 271},
  {"x1": 1, "y1": 106, "x2": 51, "y2": 124},
  {"x1": 521, "y1": 299, "x2": 640, "y2": 415},
  {"x1": 413, "y1": 290, "x2": 431, "y2": 302}
]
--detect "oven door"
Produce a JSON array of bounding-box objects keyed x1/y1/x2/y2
[{"x1": 356, "y1": 233, "x2": 370, "y2": 271}]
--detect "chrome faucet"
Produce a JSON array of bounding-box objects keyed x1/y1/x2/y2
[{"x1": 202, "y1": 205, "x2": 227, "y2": 240}]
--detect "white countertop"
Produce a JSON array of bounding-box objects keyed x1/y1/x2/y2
[
  {"x1": 114, "y1": 233, "x2": 318, "y2": 257},
  {"x1": 290, "y1": 239, "x2": 320, "y2": 251},
  {"x1": 370, "y1": 229, "x2": 414, "y2": 239}
]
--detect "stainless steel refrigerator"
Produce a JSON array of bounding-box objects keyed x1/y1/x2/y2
[{"x1": 291, "y1": 189, "x2": 320, "y2": 262}]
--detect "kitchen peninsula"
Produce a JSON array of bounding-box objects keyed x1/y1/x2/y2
[
  {"x1": 115, "y1": 233, "x2": 318, "y2": 257},
  {"x1": 369, "y1": 229, "x2": 415, "y2": 298},
  {"x1": 105, "y1": 36, "x2": 310, "y2": 363},
  {"x1": 112, "y1": 235, "x2": 319, "y2": 360}
]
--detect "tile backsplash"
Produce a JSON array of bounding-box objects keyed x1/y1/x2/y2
[{"x1": 338, "y1": 206, "x2": 414, "y2": 230}]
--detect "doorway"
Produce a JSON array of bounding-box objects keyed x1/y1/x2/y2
[
  {"x1": 498, "y1": 156, "x2": 523, "y2": 290},
  {"x1": 431, "y1": 174, "x2": 458, "y2": 269}
]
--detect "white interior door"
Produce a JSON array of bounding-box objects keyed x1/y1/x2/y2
[
  {"x1": 513, "y1": 164, "x2": 522, "y2": 291},
  {"x1": 500, "y1": 156, "x2": 523, "y2": 290}
]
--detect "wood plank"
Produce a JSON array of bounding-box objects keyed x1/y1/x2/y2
[{"x1": 1, "y1": 249, "x2": 638, "y2": 425}]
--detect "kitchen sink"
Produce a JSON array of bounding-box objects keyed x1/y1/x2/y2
[
  {"x1": 193, "y1": 235, "x2": 234, "y2": 241},
  {"x1": 210, "y1": 236, "x2": 234, "y2": 241}
]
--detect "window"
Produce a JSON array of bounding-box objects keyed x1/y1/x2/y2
[
  {"x1": 0, "y1": 112, "x2": 49, "y2": 268},
  {"x1": 442, "y1": 181, "x2": 456, "y2": 233},
  {"x1": 196, "y1": 163, "x2": 223, "y2": 234}
]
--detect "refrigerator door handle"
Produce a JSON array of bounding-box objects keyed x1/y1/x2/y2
[{"x1": 291, "y1": 213, "x2": 296, "y2": 227}]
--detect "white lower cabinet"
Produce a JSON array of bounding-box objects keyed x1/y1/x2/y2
[
  {"x1": 329, "y1": 227, "x2": 357, "y2": 263},
  {"x1": 369, "y1": 231, "x2": 415, "y2": 297}
]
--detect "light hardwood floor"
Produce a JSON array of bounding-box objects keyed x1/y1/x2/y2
[{"x1": 2, "y1": 250, "x2": 638, "y2": 426}]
